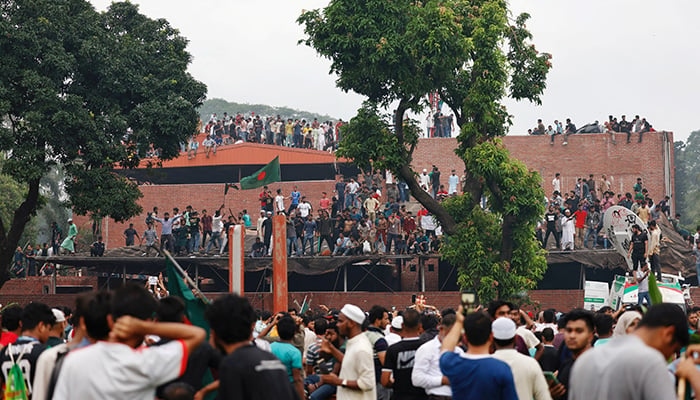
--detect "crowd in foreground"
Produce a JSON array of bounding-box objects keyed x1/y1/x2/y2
[{"x1": 4, "y1": 285, "x2": 700, "y2": 400}]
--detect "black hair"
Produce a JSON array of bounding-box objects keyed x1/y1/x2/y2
[
  {"x1": 597, "y1": 306, "x2": 613, "y2": 314},
  {"x1": 542, "y1": 327, "x2": 554, "y2": 342},
  {"x1": 421, "y1": 313, "x2": 439, "y2": 331},
  {"x1": 639, "y1": 303, "x2": 689, "y2": 348},
  {"x1": 402, "y1": 309, "x2": 421, "y2": 330},
  {"x1": 314, "y1": 318, "x2": 328, "y2": 335},
  {"x1": 277, "y1": 316, "x2": 297, "y2": 340},
  {"x1": 71, "y1": 293, "x2": 93, "y2": 327},
  {"x1": 594, "y1": 313, "x2": 614, "y2": 336},
  {"x1": 157, "y1": 296, "x2": 186, "y2": 323},
  {"x1": 111, "y1": 283, "x2": 158, "y2": 321},
  {"x1": 441, "y1": 308, "x2": 456, "y2": 318},
  {"x1": 441, "y1": 313, "x2": 457, "y2": 329},
  {"x1": 543, "y1": 309, "x2": 556, "y2": 323},
  {"x1": 206, "y1": 295, "x2": 256, "y2": 344},
  {"x1": 21, "y1": 303, "x2": 55, "y2": 332},
  {"x1": 162, "y1": 382, "x2": 195, "y2": 400},
  {"x1": 486, "y1": 300, "x2": 510, "y2": 320},
  {"x1": 1, "y1": 306, "x2": 22, "y2": 331},
  {"x1": 563, "y1": 309, "x2": 595, "y2": 332},
  {"x1": 85, "y1": 290, "x2": 112, "y2": 340},
  {"x1": 368, "y1": 305, "x2": 387, "y2": 324},
  {"x1": 463, "y1": 311, "x2": 492, "y2": 346}
]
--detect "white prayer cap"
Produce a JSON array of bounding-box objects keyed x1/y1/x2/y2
[
  {"x1": 340, "y1": 304, "x2": 366, "y2": 325},
  {"x1": 492, "y1": 317, "x2": 516, "y2": 340},
  {"x1": 391, "y1": 315, "x2": 404, "y2": 330}
]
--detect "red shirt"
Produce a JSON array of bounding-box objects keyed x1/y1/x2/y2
[
  {"x1": 0, "y1": 331, "x2": 18, "y2": 347},
  {"x1": 319, "y1": 198, "x2": 331, "y2": 210},
  {"x1": 574, "y1": 210, "x2": 587, "y2": 228}
]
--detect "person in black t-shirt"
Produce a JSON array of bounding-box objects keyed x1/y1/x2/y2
[
  {"x1": 381, "y1": 309, "x2": 427, "y2": 400},
  {"x1": 628, "y1": 224, "x2": 648, "y2": 271},
  {"x1": 123, "y1": 224, "x2": 140, "y2": 246},
  {"x1": 205, "y1": 295, "x2": 296, "y2": 400},
  {"x1": 0, "y1": 302, "x2": 55, "y2": 399},
  {"x1": 543, "y1": 206, "x2": 561, "y2": 249}
]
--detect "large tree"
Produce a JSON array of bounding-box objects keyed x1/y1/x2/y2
[
  {"x1": 674, "y1": 131, "x2": 700, "y2": 228},
  {"x1": 0, "y1": 0, "x2": 206, "y2": 286},
  {"x1": 299, "y1": 0, "x2": 550, "y2": 301}
]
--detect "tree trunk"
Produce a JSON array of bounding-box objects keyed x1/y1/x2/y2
[
  {"x1": 0, "y1": 179, "x2": 41, "y2": 289},
  {"x1": 500, "y1": 214, "x2": 516, "y2": 262},
  {"x1": 397, "y1": 164, "x2": 458, "y2": 235}
]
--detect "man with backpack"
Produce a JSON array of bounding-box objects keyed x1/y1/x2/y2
[{"x1": 0, "y1": 302, "x2": 56, "y2": 399}]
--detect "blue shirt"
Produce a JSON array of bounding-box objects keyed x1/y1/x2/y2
[
  {"x1": 291, "y1": 191, "x2": 301, "y2": 205},
  {"x1": 303, "y1": 220, "x2": 317, "y2": 236},
  {"x1": 242, "y1": 214, "x2": 252, "y2": 228},
  {"x1": 440, "y1": 352, "x2": 518, "y2": 400},
  {"x1": 270, "y1": 342, "x2": 302, "y2": 383}
]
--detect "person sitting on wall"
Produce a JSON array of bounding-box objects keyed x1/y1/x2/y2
[
  {"x1": 90, "y1": 236, "x2": 105, "y2": 257},
  {"x1": 251, "y1": 237, "x2": 267, "y2": 258}
]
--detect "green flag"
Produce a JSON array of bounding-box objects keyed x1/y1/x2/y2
[
  {"x1": 240, "y1": 156, "x2": 281, "y2": 190},
  {"x1": 165, "y1": 259, "x2": 210, "y2": 334},
  {"x1": 648, "y1": 273, "x2": 663, "y2": 305},
  {"x1": 224, "y1": 183, "x2": 239, "y2": 195}
]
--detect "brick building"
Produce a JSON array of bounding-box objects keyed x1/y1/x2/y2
[
  {"x1": 76, "y1": 130, "x2": 674, "y2": 250},
  {"x1": 60, "y1": 131, "x2": 677, "y2": 311}
]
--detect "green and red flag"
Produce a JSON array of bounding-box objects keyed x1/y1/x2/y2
[
  {"x1": 240, "y1": 156, "x2": 281, "y2": 190},
  {"x1": 224, "y1": 183, "x2": 239, "y2": 195}
]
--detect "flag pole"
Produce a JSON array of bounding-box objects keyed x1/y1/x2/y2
[{"x1": 162, "y1": 249, "x2": 210, "y2": 304}]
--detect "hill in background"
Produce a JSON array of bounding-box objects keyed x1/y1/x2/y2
[{"x1": 198, "y1": 98, "x2": 338, "y2": 123}]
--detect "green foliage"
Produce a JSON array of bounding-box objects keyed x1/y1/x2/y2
[
  {"x1": 335, "y1": 103, "x2": 419, "y2": 174},
  {"x1": 441, "y1": 141, "x2": 547, "y2": 302},
  {"x1": 0, "y1": 0, "x2": 206, "y2": 283},
  {"x1": 674, "y1": 132, "x2": 700, "y2": 228},
  {"x1": 198, "y1": 98, "x2": 337, "y2": 124},
  {"x1": 300, "y1": 0, "x2": 551, "y2": 304}
]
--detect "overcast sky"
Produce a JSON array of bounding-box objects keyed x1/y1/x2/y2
[{"x1": 89, "y1": 0, "x2": 700, "y2": 142}]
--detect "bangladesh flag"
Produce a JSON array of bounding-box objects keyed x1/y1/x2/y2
[{"x1": 240, "y1": 156, "x2": 281, "y2": 190}]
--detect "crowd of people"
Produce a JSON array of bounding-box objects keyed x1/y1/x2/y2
[
  {"x1": 529, "y1": 115, "x2": 656, "y2": 145},
  {"x1": 539, "y1": 173, "x2": 671, "y2": 253},
  {"x1": 5, "y1": 286, "x2": 700, "y2": 400},
  {"x1": 130, "y1": 166, "x2": 465, "y2": 258},
  {"x1": 179, "y1": 113, "x2": 347, "y2": 158}
]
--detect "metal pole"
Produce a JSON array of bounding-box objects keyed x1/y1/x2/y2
[
  {"x1": 344, "y1": 266, "x2": 348, "y2": 292},
  {"x1": 162, "y1": 249, "x2": 210, "y2": 303},
  {"x1": 195, "y1": 264, "x2": 199, "y2": 290},
  {"x1": 420, "y1": 258, "x2": 426, "y2": 292},
  {"x1": 122, "y1": 265, "x2": 126, "y2": 286},
  {"x1": 51, "y1": 264, "x2": 57, "y2": 294}
]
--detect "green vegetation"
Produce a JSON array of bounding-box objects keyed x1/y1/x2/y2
[
  {"x1": 675, "y1": 131, "x2": 700, "y2": 229},
  {"x1": 0, "y1": 0, "x2": 206, "y2": 287},
  {"x1": 299, "y1": 0, "x2": 550, "y2": 302}
]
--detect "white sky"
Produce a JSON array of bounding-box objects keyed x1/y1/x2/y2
[{"x1": 89, "y1": 0, "x2": 700, "y2": 142}]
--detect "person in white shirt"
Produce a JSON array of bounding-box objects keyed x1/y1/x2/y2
[
  {"x1": 448, "y1": 170, "x2": 460, "y2": 195},
  {"x1": 412, "y1": 313, "x2": 463, "y2": 397},
  {"x1": 205, "y1": 205, "x2": 225, "y2": 255},
  {"x1": 274, "y1": 189, "x2": 286, "y2": 213},
  {"x1": 320, "y1": 304, "x2": 376, "y2": 400},
  {"x1": 552, "y1": 173, "x2": 561, "y2": 194},
  {"x1": 419, "y1": 169, "x2": 430, "y2": 192},
  {"x1": 385, "y1": 316, "x2": 403, "y2": 347},
  {"x1": 296, "y1": 197, "x2": 313, "y2": 219},
  {"x1": 53, "y1": 285, "x2": 205, "y2": 400},
  {"x1": 492, "y1": 318, "x2": 552, "y2": 400}
]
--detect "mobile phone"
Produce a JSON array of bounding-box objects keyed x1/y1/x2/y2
[
  {"x1": 460, "y1": 290, "x2": 476, "y2": 314},
  {"x1": 411, "y1": 294, "x2": 417, "y2": 304},
  {"x1": 544, "y1": 371, "x2": 560, "y2": 386}
]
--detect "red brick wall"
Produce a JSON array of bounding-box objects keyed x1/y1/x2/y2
[
  {"x1": 0, "y1": 276, "x2": 97, "y2": 295},
  {"x1": 411, "y1": 132, "x2": 674, "y2": 206}
]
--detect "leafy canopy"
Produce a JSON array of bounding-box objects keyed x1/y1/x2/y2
[{"x1": 300, "y1": 0, "x2": 550, "y2": 302}]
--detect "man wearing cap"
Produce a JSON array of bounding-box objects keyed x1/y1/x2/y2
[
  {"x1": 60, "y1": 219, "x2": 78, "y2": 254},
  {"x1": 386, "y1": 316, "x2": 403, "y2": 347},
  {"x1": 46, "y1": 308, "x2": 68, "y2": 347},
  {"x1": 320, "y1": 304, "x2": 376, "y2": 400},
  {"x1": 419, "y1": 170, "x2": 430, "y2": 192},
  {"x1": 492, "y1": 317, "x2": 551, "y2": 400}
]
